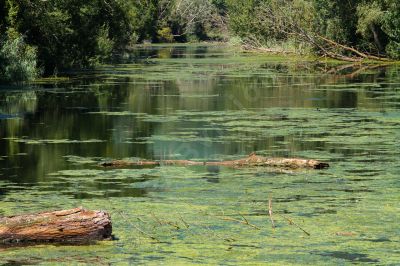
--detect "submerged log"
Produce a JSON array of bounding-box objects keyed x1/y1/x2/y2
[
  {"x1": 101, "y1": 153, "x2": 329, "y2": 169},
  {"x1": 0, "y1": 208, "x2": 112, "y2": 246}
]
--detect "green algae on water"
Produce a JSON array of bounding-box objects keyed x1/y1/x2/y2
[{"x1": 0, "y1": 44, "x2": 399, "y2": 265}]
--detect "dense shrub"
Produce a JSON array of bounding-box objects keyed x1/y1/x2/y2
[
  {"x1": 157, "y1": 27, "x2": 174, "y2": 43},
  {"x1": 383, "y1": 0, "x2": 400, "y2": 59},
  {"x1": 2, "y1": 0, "x2": 132, "y2": 73},
  {"x1": 0, "y1": 33, "x2": 39, "y2": 83}
]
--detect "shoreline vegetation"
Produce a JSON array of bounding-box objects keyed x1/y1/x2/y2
[{"x1": 1, "y1": 0, "x2": 399, "y2": 83}]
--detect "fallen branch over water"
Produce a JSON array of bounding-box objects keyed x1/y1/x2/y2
[
  {"x1": 0, "y1": 208, "x2": 112, "y2": 246},
  {"x1": 101, "y1": 153, "x2": 329, "y2": 169},
  {"x1": 252, "y1": 3, "x2": 392, "y2": 62}
]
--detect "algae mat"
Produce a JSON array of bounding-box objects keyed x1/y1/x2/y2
[{"x1": 0, "y1": 44, "x2": 399, "y2": 265}]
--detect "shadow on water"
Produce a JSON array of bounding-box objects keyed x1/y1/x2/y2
[{"x1": 314, "y1": 251, "x2": 380, "y2": 263}]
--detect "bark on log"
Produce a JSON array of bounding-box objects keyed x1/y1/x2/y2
[
  {"x1": 101, "y1": 153, "x2": 329, "y2": 169},
  {"x1": 0, "y1": 208, "x2": 112, "y2": 246}
]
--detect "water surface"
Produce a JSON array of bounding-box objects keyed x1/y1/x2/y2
[{"x1": 0, "y1": 44, "x2": 399, "y2": 265}]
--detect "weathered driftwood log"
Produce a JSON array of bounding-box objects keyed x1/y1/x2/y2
[
  {"x1": 101, "y1": 153, "x2": 329, "y2": 169},
  {"x1": 0, "y1": 208, "x2": 112, "y2": 246}
]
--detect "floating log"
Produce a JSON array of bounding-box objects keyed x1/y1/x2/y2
[
  {"x1": 101, "y1": 153, "x2": 329, "y2": 169},
  {"x1": 0, "y1": 208, "x2": 112, "y2": 246}
]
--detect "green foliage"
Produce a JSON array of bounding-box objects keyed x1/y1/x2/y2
[
  {"x1": 162, "y1": 0, "x2": 224, "y2": 42},
  {"x1": 356, "y1": 2, "x2": 383, "y2": 38},
  {"x1": 226, "y1": 0, "x2": 314, "y2": 52},
  {"x1": 94, "y1": 26, "x2": 115, "y2": 63},
  {"x1": 3, "y1": 0, "x2": 132, "y2": 73},
  {"x1": 0, "y1": 32, "x2": 39, "y2": 83},
  {"x1": 1, "y1": 0, "x2": 226, "y2": 81},
  {"x1": 124, "y1": 0, "x2": 158, "y2": 42},
  {"x1": 382, "y1": 0, "x2": 400, "y2": 59},
  {"x1": 157, "y1": 27, "x2": 174, "y2": 43},
  {"x1": 1, "y1": 0, "x2": 399, "y2": 82},
  {"x1": 313, "y1": 0, "x2": 360, "y2": 44},
  {"x1": 212, "y1": 0, "x2": 227, "y2": 15},
  {"x1": 226, "y1": 0, "x2": 400, "y2": 59},
  {"x1": 225, "y1": 0, "x2": 257, "y2": 38}
]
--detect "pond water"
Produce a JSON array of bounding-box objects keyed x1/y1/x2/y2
[{"x1": 0, "y1": 44, "x2": 399, "y2": 265}]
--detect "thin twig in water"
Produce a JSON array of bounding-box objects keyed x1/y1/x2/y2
[
  {"x1": 136, "y1": 217, "x2": 146, "y2": 224},
  {"x1": 166, "y1": 221, "x2": 181, "y2": 230},
  {"x1": 268, "y1": 197, "x2": 275, "y2": 228},
  {"x1": 240, "y1": 214, "x2": 249, "y2": 225},
  {"x1": 151, "y1": 212, "x2": 180, "y2": 230},
  {"x1": 179, "y1": 214, "x2": 190, "y2": 229},
  {"x1": 117, "y1": 211, "x2": 161, "y2": 242},
  {"x1": 220, "y1": 216, "x2": 260, "y2": 230},
  {"x1": 265, "y1": 197, "x2": 310, "y2": 236},
  {"x1": 278, "y1": 214, "x2": 310, "y2": 236},
  {"x1": 150, "y1": 212, "x2": 164, "y2": 226}
]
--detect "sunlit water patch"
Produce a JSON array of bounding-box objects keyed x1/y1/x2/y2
[{"x1": 0, "y1": 44, "x2": 399, "y2": 264}]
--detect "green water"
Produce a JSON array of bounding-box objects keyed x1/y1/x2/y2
[{"x1": 0, "y1": 44, "x2": 399, "y2": 265}]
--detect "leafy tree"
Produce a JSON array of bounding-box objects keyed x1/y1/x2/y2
[
  {"x1": 226, "y1": 0, "x2": 400, "y2": 59},
  {"x1": 382, "y1": 0, "x2": 400, "y2": 58},
  {"x1": 313, "y1": 0, "x2": 361, "y2": 45},
  {"x1": 0, "y1": 33, "x2": 38, "y2": 82},
  {"x1": 4, "y1": 0, "x2": 132, "y2": 73},
  {"x1": 225, "y1": 0, "x2": 258, "y2": 40},
  {"x1": 155, "y1": 0, "x2": 225, "y2": 42},
  {"x1": 157, "y1": 27, "x2": 174, "y2": 42}
]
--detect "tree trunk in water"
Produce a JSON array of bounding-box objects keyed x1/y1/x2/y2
[
  {"x1": 101, "y1": 153, "x2": 329, "y2": 169},
  {"x1": 0, "y1": 208, "x2": 112, "y2": 246}
]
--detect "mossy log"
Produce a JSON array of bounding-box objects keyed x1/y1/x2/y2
[
  {"x1": 0, "y1": 208, "x2": 112, "y2": 246},
  {"x1": 101, "y1": 153, "x2": 329, "y2": 169}
]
